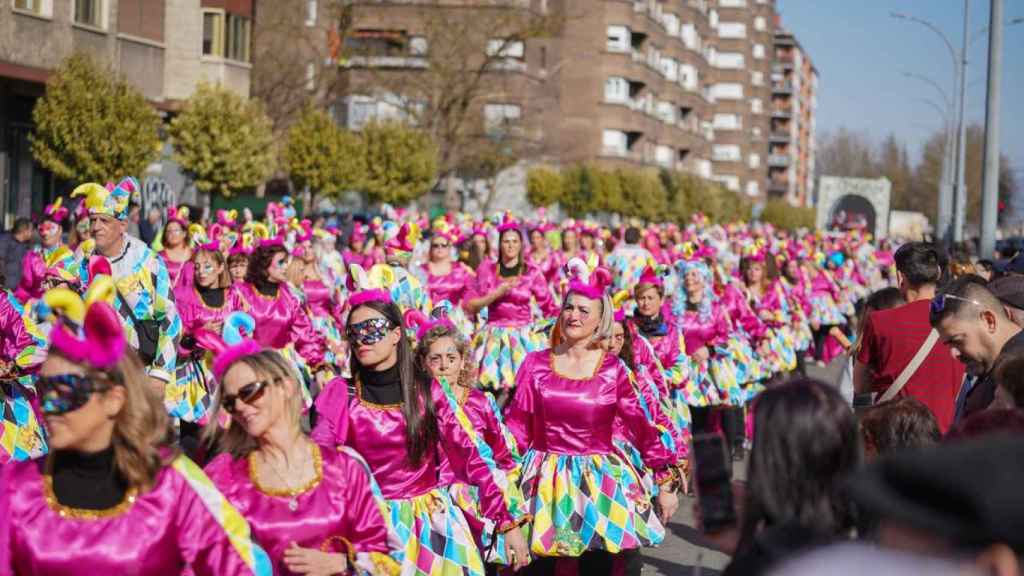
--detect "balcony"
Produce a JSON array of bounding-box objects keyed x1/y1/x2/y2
[
  {"x1": 342, "y1": 55, "x2": 428, "y2": 69},
  {"x1": 771, "y1": 107, "x2": 792, "y2": 119},
  {"x1": 772, "y1": 81, "x2": 793, "y2": 94},
  {"x1": 769, "y1": 131, "x2": 790, "y2": 143},
  {"x1": 767, "y1": 154, "x2": 790, "y2": 167},
  {"x1": 767, "y1": 180, "x2": 789, "y2": 195}
]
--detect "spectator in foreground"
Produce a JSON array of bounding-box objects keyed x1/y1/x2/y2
[
  {"x1": 699, "y1": 379, "x2": 860, "y2": 576},
  {"x1": 855, "y1": 242, "x2": 965, "y2": 432},
  {"x1": 987, "y1": 274, "x2": 1024, "y2": 328},
  {"x1": 859, "y1": 397, "x2": 941, "y2": 460},
  {"x1": 930, "y1": 277, "x2": 1024, "y2": 422},
  {"x1": 945, "y1": 408, "x2": 1024, "y2": 441},
  {"x1": 0, "y1": 218, "x2": 34, "y2": 291},
  {"x1": 995, "y1": 349, "x2": 1024, "y2": 409},
  {"x1": 848, "y1": 434, "x2": 1024, "y2": 576}
]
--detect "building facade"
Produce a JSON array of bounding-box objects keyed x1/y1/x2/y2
[
  {"x1": 770, "y1": 21, "x2": 816, "y2": 207},
  {"x1": 0, "y1": 0, "x2": 253, "y2": 223}
]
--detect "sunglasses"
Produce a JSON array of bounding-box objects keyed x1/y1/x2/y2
[
  {"x1": 346, "y1": 317, "x2": 395, "y2": 346},
  {"x1": 221, "y1": 379, "x2": 275, "y2": 414},
  {"x1": 38, "y1": 374, "x2": 113, "y2": 416},
  {"x1": 930, "y1": 293, "x2": 983, "y2": 316},
  {"x1": 431, "y1": 243, "x2": 450, "y2": 249}
]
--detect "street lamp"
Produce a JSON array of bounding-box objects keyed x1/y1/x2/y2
[{"x1": 970, "y1": 16, "x2": 1024, "y2": 45}]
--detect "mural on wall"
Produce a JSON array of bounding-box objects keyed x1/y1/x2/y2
[
  {"x1": 140, "y1": 177, "x2": 177, "y2": 225},
  {"x1": 816, "y1": 176, "x2": 891, "y2": 239}
]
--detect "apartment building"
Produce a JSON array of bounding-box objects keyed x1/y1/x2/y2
[
  {"x1": 707, "y1": 0, "x2": 774, "y2": 199},
  {"x1": 770, "y1": 22, "x2": 817, "y2": 207},
  {"x1": 0, "y1": 0, "x2": 253, "y2": 221}
]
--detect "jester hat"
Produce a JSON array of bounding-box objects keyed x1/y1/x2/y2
[{"x1": 71, "y1": 177, "x2": 138, "y2": 221}]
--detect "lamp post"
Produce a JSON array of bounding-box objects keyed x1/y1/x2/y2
[
  {"x1": 903, "y1": 73, "x2": 955, "y2": 242},
  {"x1": 979, "y1": 0, "x2": 1005, "y2": 258}
]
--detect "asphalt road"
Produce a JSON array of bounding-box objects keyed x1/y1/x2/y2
[{"x1": 640, "y1": 359, "x2": 845, "y2": 575}]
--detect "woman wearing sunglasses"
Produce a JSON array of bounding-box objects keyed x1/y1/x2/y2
[
  {"x1": 419, "y1": 224, "x2": 476, "y2": 337},
  {"x1": 0, "y1": 281, "x2": 271, "y2": 575},
  {"x1": 312, "y1": 288, "x2": 530, "y2": 575},
  {"x1": 170, "y1": 226, "x2": 246, "y2": 429},
  {"x1": 407, "y1": 308, "x2": 528, "y2": 569},
  {"x1": 505, "y1": 263, "x2": 679, "y2": 576},
  {"x1": 466, "y1": 215, "x2": 558, "y2": 402},
  {"x1": 235, "y1": 240, "x2": 328, "y2": 401},
  {"x1": 204, "y1": 344, "x2": 398, "y2": 575}
]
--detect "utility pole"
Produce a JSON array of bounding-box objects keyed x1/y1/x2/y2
[
  {"x1": 953, "y1": 1, "x2": 970, "y2": 244},
  {"x1": 979, "y1": 0, "x2": 1003, "y2": 258}
]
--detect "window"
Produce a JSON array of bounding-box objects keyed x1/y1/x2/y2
[
  {"x1": 603, "y1": 130, "x2": 628, "y2": 156},
  {"x1": 698, "y1": 159, "x2": 712, "y2": 178},
  {"x1": 711, "y1": 83, "x2": 743, "y2": 100},
  {"x1": 656, "y1": 101, "x2": 676, "y2": 123},
  {"x1": 718, "y1": 0, "x2": 746, "y2": 6},
  {"x1": 305, "y1": 62, "x2": 316, "y2": 91},
  {"x1": 73, "y1": 0, "x2": 103, "y2": 28},
  {"x1": 751, "y1": 71, "x2": 764, "y2": 86},
  {"x1": 749, "y1": 154, "x2": 761, "y2": 169},
  {"x1": 753, "y1": 44, "x2": 765, "y2": 59},
  {"x1": 655, "y1": 145, "x2": 674, "y2": 167},
  {"x1": 605, "y1": 77, "x2": 629, "y2": 103},
  {"x1": 718, "y1": 22, "x2": 746, "y2": 39},
  {"x1": 14, "y1": 0, "x2": 51, "y2": 16},
  {"x1": 484, "y1": 104, "x2": 521, "y2": 133},
  {"x1": 713, "y1": 113, "x2": 741, "y2": 130},
  {"x1": 679, "y1": 64, "x2": 698, "y2": 91},
  {"x1": 713, "y1": 145, "x2": 742, "y2": 162},
  {"x1": 663, "y1": 13, "x2": 679, "y2": 36},
  {"x1": 226, "y1": 15, "x2": 251, "y2": 61},
  {"x1": 715, "y1": 52, "x2": 744, "y2": 69},
  {"x1": 746, "y1": 181, "x2": 760, "y2": 197},
  {"x1": 681, "y1": 23, "x2": 697, "y2": 49},
  {"x1": 754, "y1": 16, "x2": 766, "y2": 31},
  {"x1": 607, "y1": 25, "x2": 630, "y2": 52},
  {"x1": 751, "y1": 98, "x2": 763, "y2": 114},
  {"x1": 714, "y1": 175, "x2": 741, "y2": 192},
  {"x1": 409, "y1": 36, "x2": 428, "y2": 56},
  {"x1": 306, "y1": 0, "x2": 317, "y2": 26},
  {"x1": 202, "y1": 11, "x2": 223, "y2": 56},
  {"x1": 709, "y1": 10, "x2": 718, "y2": 28},
  {"x1": 660, "y1": 57, "x2": 678, "y2": 82},
  {"x1": 487, "y1": 39, "x2": 525, "y2": 59}
]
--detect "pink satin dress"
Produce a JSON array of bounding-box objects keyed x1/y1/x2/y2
[
  {"x1": 204, "y1": 444, "x2": 396, "y2": 575},
  {"x1": 0, "y1": 456, "x2": 271, "y2": 575},
  {"x1": 160, "y1": 250, "x2": 194, "y2": 290},
  {"x1": 233, "y1": 283, "x2": 326, "y2": 371}
]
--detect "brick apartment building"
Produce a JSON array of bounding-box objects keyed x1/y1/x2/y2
[
  {"x1": 770, "y1": 22, "x2": 817, "y2": 207},
  {"x1": 0, "y1": 0, "x2": 253, "y2": 223}
]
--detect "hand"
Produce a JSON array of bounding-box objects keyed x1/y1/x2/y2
[
  {"x1": 203, "y1": 320, "x2": 224, "y2": 335},
  {"x1": 657, "y1": 488, "x2": 679, "y2": 524},
  {"x1": 811, "y1": 320, "x2": 821, "y2": 331},
  {"x1": 493, "y1": 280, "x2": 514, "y2": 299},
  {"x1": 694, "y1": 346, "x2": 710, "y2": 363},
  {"x1": 0, "y1": 360, "x2": 15, "y2": 379},
  {"x1": 758, "y1": 310, "x2": 774, "y2": 322},
  {"x1": 283, "y1": 542, "x2": 347, "y2": 576},
  {"x1": 503, "y1": 527, "x2": 531, "y2": 571},
  {"x1": 147, "y1": 377, "x2": 166, "y2": 397}
]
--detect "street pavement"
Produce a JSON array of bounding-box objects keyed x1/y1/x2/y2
[{"x1": 640, "y1": 358, "x2": 846, "y2": 575}]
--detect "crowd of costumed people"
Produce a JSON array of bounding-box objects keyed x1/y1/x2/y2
[{"x1": 0, "y1": 177, "x2": 894, "y2": 576}]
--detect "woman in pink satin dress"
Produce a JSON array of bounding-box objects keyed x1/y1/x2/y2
[
  {"x1": 205, "y1": 346, "x2": 397, "y2": 575},
  {"x1": 0, "y1": 285, "x2": 270, "y2": 575},
  {"x1": 419, "y1": 225, "x2": 476, "y2": 337},
  {"x1": 158, "y1": 206, "x2": 194, "y2": 290}
]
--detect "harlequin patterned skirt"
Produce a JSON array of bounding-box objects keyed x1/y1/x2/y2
[
  {"x1": 168, "y1": 354, "x2": 214, "y2": 424},
  {"x1": 517, "y1": 450, "x2": 665, "y2": 558},
  {"x1": 809, "y1": 294, "x2": 847, "y2": 327},
  {"x1": 472, "y1": 323, "x2": 549, "y2": 391},
  {"x1": 385, "y1": 487, "x2": 486, "y2": 575},
  {"x1": 766, "y1": 326, "x2": 798, "y2": 374},
  {"x1": 0, "y1": 379, "x2": 47, "y2": 463},
  {"x1": 448, "y1": 477, "x2": 531, "y2": 566}
]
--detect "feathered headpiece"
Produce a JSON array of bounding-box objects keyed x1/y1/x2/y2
[
  {"x1": 71, "y1": 177, "x2": 138, "y2": 221},
  {"x1": 43, "y1": 197, "x2": 70, "y2": 224},
  {"x1": 39, "y1": 275, "x2": 124, "y2": 370},
  {"x1": 347, "y1": 263, "x2": 395, "y2": 307},
  {"x1": 495, "y1": 212, "x2": 521, "y2": 234},
  {"x1": 166, "y1": 205, "x2": 190, "y2": 228},
  {"x1": 350, "y1": 223, "x2": 368, "y2": 245},
  {"x1": 742, "y1": 239, "x2": 767, "y2": 263},
  {"x1": 563, "y1": 257, "x2": 612, "y2": 300},
  {"x1": 403, "y1": 302, "x2": 457, "y2": 341},
  {"x1": 611, "y1": 289, "x2": 631, "y2": 323},
  {"x1": 638, "y1": 259, "x2": 668, "y2": 288},
  {"x1": 192, "y1": 312, "x2": 261, "y2": 381},
  {"x1": 432, "y1": 219, "x2": 461, "y2": 245},
  {"x1": 216, "y1": 209, "x2": 239, "y2": 229},
  {"x1": 292, "y1": 219, "x2": 314, "y2": 243},
  {"x1": 385, "y1": 221, "x2": 420, "y2": 258},
  {"x1": 189, "y1": 223, "x2": 220, "y2": 252}
]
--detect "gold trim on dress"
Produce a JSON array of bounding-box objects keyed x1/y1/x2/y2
[
  {"x1": 41, "y1": 474, "x2": 138, "y2": 520},
  {"x1": 248, "y1": 442, "x2": 324, "y2": 498},
  {"x1": 549, "y1": 349, "x2": 607, "y2": 381},
  {"x1": 355, "y1": 375, "x2": 403, "y2": 410}
]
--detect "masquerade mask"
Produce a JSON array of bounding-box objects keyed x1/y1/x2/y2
[
  {"x1": 346, "y1": 317, "x2": 395, "y2": 346},
  {"x1": 39, "y1": 374, "x2": 112, "y2": 416},
  {"x1": 221, "y1": 379, "x2": 274, "y2": 414},
  {"x1": 40, "y1": 221, "x2": 60, "y2": 238}
]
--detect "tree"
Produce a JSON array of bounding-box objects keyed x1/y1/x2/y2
[
  {"x1": 283, "y1": 107, "x2": 366, "y2": 205},
  {"x1": 816, "y1": 127, "x2": 879, "y2": 179},
  {"x1": 761, "y1": 198, "x2": 815, "y2": 230},
  {"x1": 360, "y1": 121, "x2": 438, "y2": 205},
  {"x1": 30, "y1": 53, "x2": 161, "y2": 184},
  {"x1": 526, "y1": 166, "x2": 564, "y2": 208},
  {"x1": 561, "y1": 164, "x2": 596, "y2": 218},
  {"x1": 660, "y1": 170, "x2": 693, "y2": 224},
  {"x1": 879, "y1": 133, "x2": 915, "y2": 212},
  {"x1": 169, "y1": 83, "x2": 275, "y2": 199},
  {"x1": 617, "y1": 169, "x2": 667, "y2": 222}
]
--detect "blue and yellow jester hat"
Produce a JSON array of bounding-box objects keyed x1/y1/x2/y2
[{"x1": 71, "y1": 177, "x2": 139, "y2": 221}]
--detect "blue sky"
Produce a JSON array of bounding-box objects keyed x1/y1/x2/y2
[{"x1": 776, "y1": 0, "x2": 1024, "y2": 172}]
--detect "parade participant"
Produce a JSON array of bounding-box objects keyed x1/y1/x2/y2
[
  {"x1": 343, "y1": 223, "x2": 376, "y2": 270},
  {"x1": 559, "y1": 222, "x2": 580, "y2": 261},
  {"x1": 15, "y1": 198, "x2": 76, "y2": 303},
  {"x1": 0, "y1": 283, "x2": 47, "y2": 463},
  {"x1": 673, "y1": 250, "x2": 742, "y2": 440},
  {"x1": 311, "y1": 284, "x2": 530, "y2": 575},
  {"x1": 526, "y1": 223, "x2": 562, "y2": 292},
  {"x1": 380, "y1": 222, "x2": 432, "y2": 317},
  {"x1": 740, "y1": 252, "x2": 799, "y2": 375},
  {"x1": 204, "y1": 344, "x2": 398, "y2": 575},
  {"x1": 407, "y1": 308, "x2": 528, "y2": 567},
  {"x1": 71, "y1": 178, "x2": 181, "y2": 391},
  {"x1": 158, "y1": 206, "x2": 194, "y2": 290},
  {"x1": 235, "y1": 240, "x2": 327, "y2": 399},
  {"x1": 467, "y1": 215, "x2": 558, "y2": 401},
  {"x1": 778, "y1": 253, "x2": 815, "y2": 368},
  {"x1": 506, "y1": 263, "x2": 679, "y2": 575},
  {"x1": 808, "y1": 253, "x2": 852, "y2": 364},
  {"x1": 0, "y1": 283, "x2": 271, "y2": 575},
  {"x1": 606, "y1": 227, "x2": 655, "y2": 295},
  {"x1": 462, "y1": 224, "x2": 492, "y2": 272},
  {"x1": 288, "y1": 221, "x2": 346, "y2": 361},
  {"x1": 578, "y1": 221, "x2": 602, "y2": 264},
  {"x1": 626, "y1": 264, "x2": 701, "y2": 439},
  {"x1": 420, "y1": 222, "x2": 476, "y2": 336},
  {"x1": 170, "y1": 226, "x2": 246, "y2": 426}
]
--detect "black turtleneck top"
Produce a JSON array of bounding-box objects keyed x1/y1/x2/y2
[
  {"x1": 196, "y1": 285, "x2": 225, "y2": 308},
  {"x1": 254, "y1": 279, "x2": 279, "y2": 298},
  {"x1": 358, "y1": 363, "x2": 403, "y2": 405},
  {"x1": 634, "y1": 312, "x2": 669, "y2": 338},
  {"x1": 51, "y1": 447, "x2": 128, "y2": 509}
]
